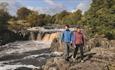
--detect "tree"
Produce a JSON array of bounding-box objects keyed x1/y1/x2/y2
[
  {"x1": 26, "y1": 11, "x2": 39, "y2": 27},
  {"x1": 81, "y1": 0, "x2": 115, "y2": 39},
  {"x1": 52, "y1": 10, "x2": 70, "y2": 24},
  {"x1": 0, "y1": 2, "x2": 8, "y2": 11},
  {"x1": 17, "y1": 7, "x2": 32, "y2": 19},
  {"x1": 26, "y1": 11, "x2": 49, "y2": 27},
  {"x1": 62, "y1": 9, "x2": 82, "y2": 24},
  {"x1": 0, "y1": 10, "x2": 11, "y2": 31}
]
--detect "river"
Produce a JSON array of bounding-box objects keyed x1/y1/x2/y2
[{"x1": 0, "y1": 40, "x2": 53, "y2": 70}]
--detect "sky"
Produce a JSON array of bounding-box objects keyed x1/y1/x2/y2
[{"x1": 0, "y1": 0, "x2": 92, "y2": 16}]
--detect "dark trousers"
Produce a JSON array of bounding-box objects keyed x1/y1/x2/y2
[
  {"x1": 73, "y1": 44, "x2": 84, "y2": 60},
  {"x1": 63, "y1": 42, "x2": 71, "y2": 59}
]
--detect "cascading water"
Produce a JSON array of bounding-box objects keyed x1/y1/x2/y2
[{"x1": 0, "y1": 27, "x2": 65, "y2": 70}]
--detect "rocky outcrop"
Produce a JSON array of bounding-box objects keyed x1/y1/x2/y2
[
  {"x1": 43, "y1": 57, "x2": 112, "y2": 70},
  {"x1": 85, "y1": 36, "x2": 113, "y2": 51},
  {"x1": 43, "y1": 46, "x2": 115, "y2": 70},
  {"x1": 0, "y1": 29, "x2": 18, "y2": 45},
  {"x1": 0, "y1": 29, "x2": 30, "y2": 45},
  {"x1": 50, "y1": 37, "x2": 64, "y2": 52}
]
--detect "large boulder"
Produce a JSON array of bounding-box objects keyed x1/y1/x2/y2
[
  {"x1": 86, "y1": 36, "x2": 112, "y2": 51},
  {"x1": 0, "y1": 29, "x2": 18, "y2": 45},
  {"x1": 50, "y1": 38, "x2": 64, "y2": 52},
  {"x1": 0, "y1": 29, "x2": 31, "y2": 45}
]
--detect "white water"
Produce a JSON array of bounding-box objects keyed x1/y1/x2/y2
[
  {"x1": 0, "y1": 41, "x2": 51, "y2": 54},
  {"x1": 0, "y1": 65, "x2": 40, "y2": 70},
  {"x1": 0, "y1": 40, "x2": 52, "y2": 70}
]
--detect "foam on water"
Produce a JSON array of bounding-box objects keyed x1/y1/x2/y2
[
  {"x1": 23, "y1": 53, "x2": 51, "y2": 59},
  {"x1": 0, "y1": 40, "x2": 51, "y2": 54},
  {"x1": 0, "y1": 64, "x2": 40, "y2": 70}
]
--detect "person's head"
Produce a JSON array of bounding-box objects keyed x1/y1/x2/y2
[
  {"x1": 76, "y1": 26, "x2": 81, "y2": 32},
  {"x1": 64, "y1": 24, "x2": 69, "y2": 29}
]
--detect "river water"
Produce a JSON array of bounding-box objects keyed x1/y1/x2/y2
[{"x1": 0, "y1": 41, "x2": 54, "y2": 70}]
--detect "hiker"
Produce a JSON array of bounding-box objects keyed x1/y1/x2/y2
[
  {"x1": 61, "y1": 25, "x2": 72, "y2": 61},
  {"x1": 72, "y1": 26, "x2": 85, "y2": 62}
]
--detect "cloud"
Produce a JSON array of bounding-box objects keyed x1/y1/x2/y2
[
  {"x1": 25, "y1": 0, "x2": 67, "y2": 15},
  {"x1": 0, "y1": 0, "x2": 92, "y2": 16},
  {"x1": 27, "y1": 6, "x2": 47, "y2": 14},
  {"x1": 71, "y1": 0, "x2": 92, "y2": 14},
  {"x1": 0, "y1": 0, "x2": 23, "y2": 16},
  {"x1": 27, "y1": 6, "x2": 62, "y2": 15},
  {"x1": 44, "y1": 0, "x2": 55, "y2": 5},
  {"x1": 44, "y1": 0, "x2": 92, "y2": 15},
  {"x1": 43, "y1": 0, "x2": 66, "y2": 15},
  {"x1": 0, "y1": 0, "x2": 15, "y2": 9},
  {"x1": 0, "y1": 0, "x2": 15, "y2": 3},
  {"x1": 44, "y1": 0, "x2": 65, "y2": 8}
]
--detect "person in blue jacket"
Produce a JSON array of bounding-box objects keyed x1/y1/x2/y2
[{"x1": 61, "y1": 25, "x2": 72, "y2": 61}]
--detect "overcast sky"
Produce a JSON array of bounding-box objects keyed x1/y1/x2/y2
[{"x1": 0, "y1": 0, "x2": 92, "y2": 15}]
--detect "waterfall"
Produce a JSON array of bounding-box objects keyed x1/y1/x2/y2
[
  {"x1": 42, "y1": 34, "x2": 50, "y2": 42},
  {"x1": 42, "y1": 32, "x2": 59, "y2": 42}
]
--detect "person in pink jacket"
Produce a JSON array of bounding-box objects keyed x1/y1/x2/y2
[{"x1": 72, "y1": 26, "x2": 85, "y2": 62}]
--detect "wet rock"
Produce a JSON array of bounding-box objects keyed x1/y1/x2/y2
[
  {"x1": 15, "y1": 29, "x2": 30, "y2": 40},
  {"x1": 0, "y1": 29, "x2": 31, "y2": 45},
  {"x1": 15, "y1": 67, "x2": 41, "y2": 70},
  {"x1": 0, "y1": 29, "x2": 18, "y2": 45},
  {"x1": 15, "y1": 67, "x2": 32, "y2": 70}
]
